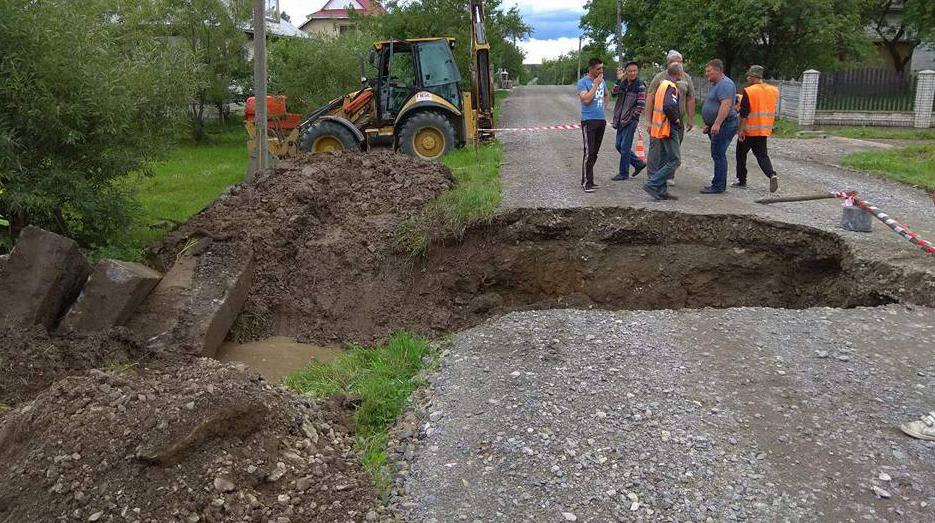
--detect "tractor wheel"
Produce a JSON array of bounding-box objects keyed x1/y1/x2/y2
[
  {"x1": 398, "y1": 112, "x2": 456, "y2": 160},
  {"x1": 300, "y1": 121, "x2": 359, "y2": 154}
]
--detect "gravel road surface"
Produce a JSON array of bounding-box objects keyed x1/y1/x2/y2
[{"x1": 394, "y1": 86, "x2": 935, "y2": 522}]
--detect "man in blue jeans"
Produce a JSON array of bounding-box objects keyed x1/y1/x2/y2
[
  {"x1": 611, "y1": 61, "x2": 646, "y2": 181},
  {"x1": 700, "y1": 59, "x2": 738, "y2": 194}
]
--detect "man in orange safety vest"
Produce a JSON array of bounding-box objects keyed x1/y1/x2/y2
[{"x1": 733, "y1": 65, "x2": 781, "y2": 193}]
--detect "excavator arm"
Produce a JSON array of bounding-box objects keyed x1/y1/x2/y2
[{"x1": 470, "y1": 0, "x2": 494, "y2": 139}]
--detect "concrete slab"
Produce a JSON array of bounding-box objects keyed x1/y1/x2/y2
[
  {"x1": 0, "y1": 227, "x2": 91, "y2": 329},
  {"x1": 59, "y1": 260, "x2": 162, "y2": 333},
  {"x1": 126, "y1": 241, "x2": 254, "y2": 358}
]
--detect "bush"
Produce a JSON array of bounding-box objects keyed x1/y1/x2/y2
[
  {"x1": 268, "y1": 31, "x2": 379, "y2": 115},
  {"x1": 0, "y1": 0, "x2": 192, "y2": 249}
]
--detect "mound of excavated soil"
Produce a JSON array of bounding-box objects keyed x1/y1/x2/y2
[
  {"x1": 156, "y1": 151, "x2": 455, "y2": 344},
  {"x1": 0, "y1": 358, "x2": 377, "y2": 522},
  {"x1": 0, "y1": 326, "x2": 144, "y2": 407}
]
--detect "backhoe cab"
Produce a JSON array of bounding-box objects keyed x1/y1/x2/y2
[{"x1": 246, "y1": 1, "x2": 495, "y2": 162}]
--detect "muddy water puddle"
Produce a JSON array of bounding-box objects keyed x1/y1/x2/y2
[{"x1": 217, "y1": 336, "x2": 343, "y2": 383}]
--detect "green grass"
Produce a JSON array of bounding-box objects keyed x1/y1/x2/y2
[
  {"x1": 107, "y1": 123, "x2": 248, "y2": 260},
  {"x1": 396, "y1": 142, "x2": 503, "y2": 255},
  {"x1": 0, "y1": 401, "x2": 9, "y2": 413},
  {"x1": 284, "y1": 332, "x2": 434, "y2": 492},
  {"x1": 842, "y1": 143, "x2": 935, "y2": 191},
  {"x1": 821, "y1": 127, "x2": 935, "y2": 141},
  {"x1": 395, "y1": 91, "x2": 509, "y2": 256}
]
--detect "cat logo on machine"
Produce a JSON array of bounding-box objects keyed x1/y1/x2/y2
[{"x1": 414, "y1": 91, "x2": 434, "y2": 102}]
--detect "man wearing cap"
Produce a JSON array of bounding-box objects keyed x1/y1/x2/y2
[
  {"x1": 733, "y1": 65, "x2": 781, "y2": 193},
  {"x1": 641, "y1": 50, "x2": 696, "y2": 184},
  {"x1": 611, "y1": 60, "x2": 647, "y2": 181}
]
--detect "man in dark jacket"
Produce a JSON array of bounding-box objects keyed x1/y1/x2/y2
[{"x1": 611, "y1": 61, "x2": 647, "y2": 181}]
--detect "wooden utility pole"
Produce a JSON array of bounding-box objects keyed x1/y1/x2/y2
[
  {"x1": 576, "y1": 36, "x2": 583, "y2": 82},
  {"x1": 250, "y1": 0, "x2": 268, "y2": 181},
  {"x1": 616, "y1": 0, "x2": 623, "y2": 65}
]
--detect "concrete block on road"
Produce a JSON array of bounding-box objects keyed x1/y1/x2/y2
[
  {"x1": 59, "y1": 260, "x2": 163, "y2": 333},
  {"x1": 0, "y1": 226, "x2": 92, "y2": 329},
  {"x1": 126, "y1": 241, "x2": 254, "y2": 358}
]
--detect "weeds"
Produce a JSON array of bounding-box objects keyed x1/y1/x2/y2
[
  {"x1": 284, "y1": 331, "x2": 434, "y2": 492},
  {"x1": 842, "y1": 143, "x2": 935, "y2": 191},
  {"x1": 0, "y1": 401, "x2": 9, "y2": 413},
  {"x1": 823, "y1": 127, "x2": 935, "y2": 141}
]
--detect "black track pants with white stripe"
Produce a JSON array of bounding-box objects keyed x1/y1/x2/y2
[{"x1": 581, "y1": 119, "x2": 606, "y2": 187}]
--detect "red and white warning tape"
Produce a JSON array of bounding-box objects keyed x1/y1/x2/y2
[
  {"x1": 832, "y1": 191, "x2": 935, "y2": 256},
  {"x1": 488, "y1": 124, "x2": 582, "y2": 132}
]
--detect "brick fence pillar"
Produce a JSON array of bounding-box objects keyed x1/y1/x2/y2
[
  {"x1": 914, "y1": 70, "x2": 935, "y2": 129},
  {"x1": 798, "y1": 69, "x2": 820, "y2": 127}
]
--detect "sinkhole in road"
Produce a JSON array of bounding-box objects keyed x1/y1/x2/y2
[{"x1": 256, "y1": 208, "x2": 931, "y2": 346}]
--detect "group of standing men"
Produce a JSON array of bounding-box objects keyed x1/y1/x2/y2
[{"x1": 577, "y1": 51, "x2": 782, "y2": 200}]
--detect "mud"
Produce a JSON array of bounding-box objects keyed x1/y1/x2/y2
[
  {"x1": 217, "y1": 337, "x2": 343, "y2": 383},
  {"x1": 0, "y1": 359, "x2": 375, "y2": 522}
]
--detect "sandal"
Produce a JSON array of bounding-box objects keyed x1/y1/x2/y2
[{"x1": 900, "y1": 411, "x2": 935, "y2": 441}]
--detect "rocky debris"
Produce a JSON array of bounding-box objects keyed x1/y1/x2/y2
[
  {"x1": 59, "y1": 259, "x2": 162, "y2": 334},
  {"x1": 127, "y1": 241, "x2": 254, "y2": 358},
  {"x1": 0, "y1": 326, "x2": 144, "y2": 407},
  {"x1": 0, "y1": 358, "x2": 377, "y2": 522},
  {"x1": 0, "y1": 226, "x2": 91, "y2": 329},
  {"x1": 397, "y1": 306, "x2": 935, "y2": 521}
]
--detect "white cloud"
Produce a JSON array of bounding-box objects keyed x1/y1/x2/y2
[
  {"x1": 508, "y1": 0, "x2": 586, "y2": 14},
  {"x1": 519, "y1": 37, "x2": 583, "y2": 65},
  {"x1": 278, "y1": 0, "x2": 327, "y2": 22}
]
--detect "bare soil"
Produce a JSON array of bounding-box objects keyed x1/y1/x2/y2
[
  {"x1": 0, "y1": 326, "x2": 144, "y2": 407},
  {"x1": 0, "y1": 359, "x2": 375, "y2": 522}
]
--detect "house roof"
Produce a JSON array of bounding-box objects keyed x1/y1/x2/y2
[
  {"x1": 241, "y1": 17, "x2": 309, "y2": 38},
  {"x1": 306, "y1": 0, "x2": 384, "y2": 20}
]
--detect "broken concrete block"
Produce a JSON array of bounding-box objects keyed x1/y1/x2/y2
[
  {"x1": 59, "y1": 260, "x2": 163, "y2": 333},
  {"x1": 0, "y1": 226, "x2": 91, "y2": 329},
  {"x1": 126, "y1": 241, "x2": 254, "y2": 358}
]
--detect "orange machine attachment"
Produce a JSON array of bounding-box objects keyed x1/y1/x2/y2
[{"x1": 245, "y1": 96, "x2": 303, "y2": 158}]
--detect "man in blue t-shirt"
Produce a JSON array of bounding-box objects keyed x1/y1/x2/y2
[
  {"x1": 577, "y1": 58, "x2": 609, "y2": 193},
  {"x1": 700, "y1": 59, "x2": 738, "y2": 193}
]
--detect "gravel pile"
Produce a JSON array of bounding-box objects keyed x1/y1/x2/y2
[{"x1": 396, "y1": 306, "x2": 935, "y2": 521}]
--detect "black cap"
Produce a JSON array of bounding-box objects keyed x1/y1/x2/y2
[{"x1": 624, "y1": 60, "x2": 639, "y2": 68}]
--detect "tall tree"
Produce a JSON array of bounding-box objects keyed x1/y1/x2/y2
[
  {"x1": 864, "y1": 0, "x2": 935, "y2": 74},
  {"x1": 124, "y1": 0, "x2": 251, "y2": 140},
  {"x1": 582, "y1": 0, "x2": 871, "y2": 78}
]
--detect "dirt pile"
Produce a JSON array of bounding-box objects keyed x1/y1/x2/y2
[
  {"x1": 0, "y1": 326, "x2": 144, "y2": 407},
  {"x1": 156, "y1": 151, "x2": 454, "y2": 343},
  {"x1": 0, "y1": 358, "x2": 377, "y2": 522}
]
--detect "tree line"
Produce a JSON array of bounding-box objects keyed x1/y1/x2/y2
[{"x1": 536, "y1": 0, "x2": 935, "y2": 84}]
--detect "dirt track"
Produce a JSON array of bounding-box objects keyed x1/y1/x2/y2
[{"x1": 394, "y1": 86, "x2": 935, "y2": 521}]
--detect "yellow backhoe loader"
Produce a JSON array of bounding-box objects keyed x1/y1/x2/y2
[{"x1": 246, "y1": 0, "x2": 495, "y2": 161}]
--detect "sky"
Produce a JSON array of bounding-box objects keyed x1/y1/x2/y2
[{"x1": 278, "y1": 0, "x2": 585, "y2": 64}]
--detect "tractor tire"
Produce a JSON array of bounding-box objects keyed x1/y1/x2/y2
[
  {"x1": 300, "y1": 120, "x2": 359, "y2": 154},
  {"x1": 397, "y1": 112, "x2": 457, "y2": 160}
]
